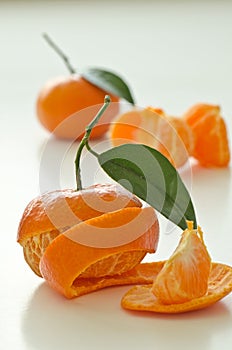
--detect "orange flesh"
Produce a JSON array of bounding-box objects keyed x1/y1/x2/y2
[
  {"x1": 121, "y1": 262, "x2": 232, "y2": 314},
  {"x1": 184, "y1": 103, "x2": 230, "y2": 167},
  {"x1": 152, "y1": 224, "x2": 211, "y2": 304},
  {"x1": 110, "y1": 107, "x2": 194, "y2": 168}
]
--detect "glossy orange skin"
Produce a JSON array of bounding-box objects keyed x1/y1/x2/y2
[
  {"x1": 17, "y1": 184, "x2": 141, "y2": 244},
  {"x1": 17, "y1": 184, "x2": 144, "y2": 277},
  {"x1": 36, "y1": 75, "x2": 119, "y2": 139}
]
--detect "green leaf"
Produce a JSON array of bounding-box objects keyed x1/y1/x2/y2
[
  {"x1": 82, "y1": 68, "x2": 135, "y2": 105},
  {"x1": 97, "y1": 144, "x2": 197, "y2": 230}
]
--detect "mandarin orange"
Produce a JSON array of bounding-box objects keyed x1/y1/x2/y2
[
  {"x1": 17, "y1": 184, "x2": 143, "y2": 277},
  {"x1": 36, "y1": 75, "x2": 119, "y2": 139}
]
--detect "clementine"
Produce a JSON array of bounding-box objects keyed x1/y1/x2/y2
[
  {"x1": 121, "y1": 222, "x2": 232, "y2": 313},
  {"x1": 36, "y1": 75, "x2": 119, "y2": 139},
  {"x1": 17, "y1": 184, "x2": 159, "y2": 298},
  {"x1": 17, "y1": 184, "x2": 143, "y2": 276}
]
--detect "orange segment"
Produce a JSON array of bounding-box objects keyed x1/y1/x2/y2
[
  {"x1": 17, "y1": 184, "x2": 142, "y2": 277},
  {"x1": 40, "y1": 206, "x2": 159, "y2": 298},
  {"x1": 110, "y1": 107, "x2": 194, "y2": 168},
  {"x1": 121, "y1": 262, "x2": 232, "y2": 314},
  {"x1": 152, "y1": 221, "x2": 211, "y2": 304},
  {"x1": 183, "y1": 103, "x2": 230, "y2": 167}
]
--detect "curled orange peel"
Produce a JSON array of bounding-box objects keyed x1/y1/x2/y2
[{"x1": 39, "y1": 206, "x2": 159, "y2": 298}]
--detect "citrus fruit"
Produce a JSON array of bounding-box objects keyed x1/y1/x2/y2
[
  {"x1": 40, "y1": 206, "x2": 159, "y2": 298},
  {"x1": 183, "y1": 103, "x2": 230, "y2": 167},
  {"x1": 121, "y1": 222, "x2": 232, "y2": 313},
  {"x1": 17, "y1": 184, "x2": 143, "y2": 277},
  {"x1": 121, "y1": 262, "x2": 232, "y2": 313},
  {"x1": 17, "y1": 184, "x2": 159, "y2": 298},
  {"x1": 36, "y1": 75, "x2": 119, "y2": 139},
  {"x1": 152, "y1": 221, "x2": 211, "y2": 304},
  {"x1": 110, "y1": 107, "x2": 194, "y2": 168}
]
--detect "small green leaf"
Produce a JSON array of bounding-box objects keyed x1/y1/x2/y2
[
  {"x1": 82, "y1": 68, "x2": 135, "y2": 105},
  {"x1": 97, "y1": 144, "x2": 197, "y2": 230}
]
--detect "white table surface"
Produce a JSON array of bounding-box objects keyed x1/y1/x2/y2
[{"x1": 1, "y1": 1, "x2": 232, "y2": 349}]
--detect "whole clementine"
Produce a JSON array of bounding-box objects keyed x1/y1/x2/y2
[{"x1": 36, "y1": 75, "x2": 119, "y2": 139}]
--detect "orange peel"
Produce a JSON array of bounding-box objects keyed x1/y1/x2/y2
[
  {"x1": 40, "y1": 206, "x2": 159, "y2": 298},
  {"x1": 121, "y1": 262, "x2": 232, "y2": 313},
  {"x1": 17, "y1": 184, "x2": 143, "y2": 277}
]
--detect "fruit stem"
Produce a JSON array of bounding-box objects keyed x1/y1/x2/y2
[
  {"x1": 75, "y1": 95, "x2": 111, "y2": 191},
  {"x1": 42, "y1": 33, "x2": 76, "y2": 74}
]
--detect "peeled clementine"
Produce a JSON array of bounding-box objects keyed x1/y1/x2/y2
[
  {"x1": 17, "y1": 184, "x2": 160, "y2": 298},
  {"x1": 17, "y1": 184, "x2": 142, "y2": 276},
  {"x1": 121, "y1": 222, "x2": 232, "y2": 313},
  {"x1": 121, "y1": 262, "x2": 232, "y2": 313},
  {"x1": 36, "y1": 75, "x2": 119, "y2": 139},
  {"x1": 110, "y1": 107, "x2": 194, "y2": 168}
]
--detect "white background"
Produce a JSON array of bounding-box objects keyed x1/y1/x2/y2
[{"x1": 0, "y1": 1, "x2": 232, "y2": 349}]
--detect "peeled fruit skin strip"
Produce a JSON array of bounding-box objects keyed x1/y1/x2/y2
[
  {"x1": 40, "y1": 207, "x2": 159, "y2": 298},
  {"x1": 71, "y1": 262, "x2": 164, "y2": 298},
  {"x1": 17, "y1": 184, "x2": 142, "y2": 243},
  {"x1": 121, "y1": 262, "x2": 232, "y2": 314}
]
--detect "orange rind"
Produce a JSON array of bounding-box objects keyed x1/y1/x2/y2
[
  {"x1": 36, "y1": 75, "x2": 119, "y2": 139},
  {"x1": 40, "y1": 206, "x2": 159, "y2": 298},
  {"x1": 121, "y1": 262, "x2": 232, "y2": 313},
  {"x1": 17, "y1": 184, "x2": 143, "y2": 277},
  {"x1": 121, "y1": 221, "x2": 232, "y2": 313}
]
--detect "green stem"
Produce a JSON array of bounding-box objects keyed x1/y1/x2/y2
[
  {"x1": 75, "y1": 95, "x2": 111, "y2": 190},
  {"x1": 42, "y1": 33, "x2": 76, "y2": 74}
]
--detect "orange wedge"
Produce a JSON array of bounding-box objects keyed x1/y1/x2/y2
[
  {"x1": 121, "y1": 262, "x2": 232, "y2": 313},
  {"x1": 152, "y1": 221, "x2": 211, "y2": 304},
  {"x1": 183, "y1": 103, "x2": 230, "y2": 167},
  {"x1": 110, "y1": 107, "x2": 194, "y2": 168},
  {"x1": 121, "y1": 222, "x2": 232, "y2": 313}
]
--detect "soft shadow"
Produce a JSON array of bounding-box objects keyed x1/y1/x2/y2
[{"x1": 21, "y1": 282, "x2": 232, "y2": 350}]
